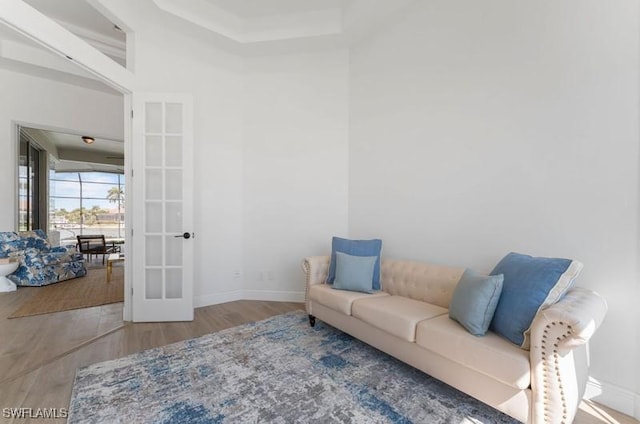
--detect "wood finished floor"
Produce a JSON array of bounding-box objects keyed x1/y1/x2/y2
[{"x1": 0, "y1": 292, "x2": 636, "y2": 424}]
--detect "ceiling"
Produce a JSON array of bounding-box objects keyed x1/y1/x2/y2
[
  {"x1": 2, "y1": 1, "x2": 126, "y2": 173},
  {"x1": 24, "y1": 0, "x2": 125, "y2": 43},
  {"x1": 23, "y1": 0, "x2": 126, "y2": 65},
  {"x1": 22, "y1": 127, "x2": 124, "y2": 174},
  {"x1": 1, "y1": 0, "x2": 412, "y2": 172},
  {"x1": 208, "y1": 0, "x2": 346, "y2": 18}
]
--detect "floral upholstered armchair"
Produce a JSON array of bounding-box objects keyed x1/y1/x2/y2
[{"x1": 0, "y1": 230, "x2": 87, "y2": 287}]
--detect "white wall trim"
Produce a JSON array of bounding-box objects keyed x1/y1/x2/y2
[
  {"x1": 584, "y1": 377, "x2": 640, "y2": 419},
  {"x1": 195, "y1": 290, "x2": 305, "y2": 308},
  {"x1": 122, "y1": 93, "x2": 132, "y2": 322},
  {"x1": 194, "y1": 290, "x2": 244, "y2": 308},
  {"x1": 242, "y1": 290, "x2": 305, "y2": 303}
]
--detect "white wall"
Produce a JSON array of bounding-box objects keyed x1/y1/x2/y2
[
  {"x1": 9, "y1": 0, "x2": 637, "y2": 414},
  {"x1": 242, "y1": 50, "x2": 349, "y2": 299},
  {"x1": 0, "y1": 68, "x2": 123, "y2": 230},
  {"x1": 108, "y1": 2, "x2": 349, "y2": 303},
  {"x1": 122, "y1": 7, "x2": 246, "y2": 303},
  {"x1": 348, "y1": 0, "x2": 640, "y2": 415}
]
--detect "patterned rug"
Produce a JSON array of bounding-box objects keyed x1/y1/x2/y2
[
  {"x1": 9, "y1": 266, "x2": 123, "y2": 318},
  {"x1": 69, "y1": 312, "x2": 519, "y2": 423}
]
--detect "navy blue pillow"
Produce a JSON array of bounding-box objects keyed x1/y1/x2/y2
[
  {"x1": 489, "y1": 252, "x2": 583, "y2": 348},
  {"x1": 326, "y1": 237, "x2": 382, "y2": 290}
]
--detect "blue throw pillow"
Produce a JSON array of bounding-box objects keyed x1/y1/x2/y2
[
  {"x1": 489, "y1": 252, "x2": 583, "y2": 348},
  {"x1": 332, "y1": 252, "x2": 377, "y2": 294},
  {"x1": 326, "y1": 237, "x2": 382, "y2": 290},
  {"x1": 449, "y1": 269, "x2": 504, "y2": 336}
]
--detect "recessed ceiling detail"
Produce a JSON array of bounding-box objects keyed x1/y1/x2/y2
[
  {"x1": 208, "y1": 0, "x2": 345, "y2": 18},
  {"x1": 23, "y1": 0, "x2": 126, "y2": 65},
  {"x1": 152, "y1": 0, "x2": 344, "y2": 43},
  {"x1": 23, "y1": 127, "x2": 124, "y2": 172}
]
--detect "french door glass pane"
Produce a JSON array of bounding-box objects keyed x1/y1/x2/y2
[
  {"x1": 145, "y1": 103, "x2": 163, "y2": 133},
  {"x1": 165, "y1": 103, "x2": 183, "y2": 133},
  {"x1": 166, "y1": 269, "x2": 182, "y2": 299},
  {"x1": 165, "y1": 170, "x2": 182, "y2": 200},
  {"x1": 145, "y1": 269, "x2": 163, "y2": 299},
  {"x1": 165, "y1": 202, "x2": 182, "y2": 233},
  {"x1": 165, "y1": 236, "x2": 182, "y2": 266},
  {"x1": 145, "y1": 136, "x2": 163, "y2": 167},
  {"x1": 165, "y1": 136, "x2": 182, "y2": 167},
  {"x1": 145, "y1": 169, "x2": 162, "y2": 200},
  {"x1": 145, "y1": 236, "x2": 163, "y2": 266},
  {"x1": 145, "y1": 202, "x2": 163, "y2": 233}
]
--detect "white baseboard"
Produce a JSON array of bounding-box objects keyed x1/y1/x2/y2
[
  {"x1": 195, "y1": 290, "x2": 304, "y2": 308},
  {"x1": 242, "y1": 290, "x2": 305, "y2": 303},
  {"x1": 584, "y1": 377, "x2": 640, "y2": 419},
  {"x1": 194, "y1": 290, "x2": 243, "y2": 308}
]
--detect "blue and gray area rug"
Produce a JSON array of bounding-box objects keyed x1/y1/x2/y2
[{"x1": 69, "y1": 311, "x2": 518, "y2": 423}]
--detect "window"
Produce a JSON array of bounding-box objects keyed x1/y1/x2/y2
[
  {"x1": 18, "y1": 134, "x2": 46, "y2": 231},
  {"x1": 49, "y1": 171, "x2": 125, "y2": 245}
]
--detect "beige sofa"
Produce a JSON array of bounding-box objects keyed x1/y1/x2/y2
[{"x1": 303, "y1": 255, "x2": 608, "y2": 424}]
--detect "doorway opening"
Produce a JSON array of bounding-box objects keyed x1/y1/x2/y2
[
  {"x1": 10, "y1": 124, "x2": 126, "y2": 318},
  {"x1": 17, "y1": 125, "x2": 125, "y2": 249},
  {"x1": 18, "y1": 129, "x2": 46, "y2": 231}
]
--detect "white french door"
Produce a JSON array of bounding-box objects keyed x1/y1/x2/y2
[{"x1": 131, "y1": 93, "x2": 194, "y2": 322}]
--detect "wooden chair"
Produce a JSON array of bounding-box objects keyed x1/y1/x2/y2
[{"x1": 76, "y1": 235, "x2": 118, "y2": 265}]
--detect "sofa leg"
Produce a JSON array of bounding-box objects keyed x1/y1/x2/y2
[{"x1": 308, "y1": 315, "x2": 316, "y2": 327}]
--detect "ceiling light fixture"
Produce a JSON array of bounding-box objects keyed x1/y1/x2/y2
[{"x1": 82, "y1": 136, "x2": 95, "y2": 145}]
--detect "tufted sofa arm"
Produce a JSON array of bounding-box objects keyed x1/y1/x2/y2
[
  {"x1": 529, "y1": 287, "x2": 607, "y2": 424},
  {"x1": 302, "y1": 256, "x2": 330, "y2": 314}
]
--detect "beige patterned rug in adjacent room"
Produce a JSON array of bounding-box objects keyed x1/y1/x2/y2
[{"x1": 9, "y1": 266, "x2": 124, "y2": 319}]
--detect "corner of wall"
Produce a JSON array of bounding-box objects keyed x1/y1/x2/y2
[
  {"x1": 584, "y1": 377, "x2": 640, "y2": 419},
  {"x1": 194, "y1": 290, "x2": 304, "y2": 309}
]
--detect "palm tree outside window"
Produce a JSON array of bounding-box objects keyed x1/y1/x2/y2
[{"x1": 49, "y1": 172, "x2": 125, "y2": 245}]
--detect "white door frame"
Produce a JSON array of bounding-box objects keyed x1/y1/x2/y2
[
  {"x1": 123, "y1": 94, "x2": 133, "y2": 321},
  {"x1": 0, "y1": 2, "x2": 136, "y2": 320}
]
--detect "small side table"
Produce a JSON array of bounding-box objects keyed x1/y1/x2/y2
[
  {"x1": 106, "y1": 253, "x2": 125, "y2": 282},
  {"x1": 0, "y1": 262, "x2": 19, "y2": 292}
]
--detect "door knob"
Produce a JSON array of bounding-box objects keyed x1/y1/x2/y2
[{"x1": 175, "y1": 232, "x2": 192, "y2": 239}]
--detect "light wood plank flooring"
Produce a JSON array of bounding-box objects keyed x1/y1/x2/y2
[{"x1": 0, "y1": 292, "x2": 636, "y2": 424}]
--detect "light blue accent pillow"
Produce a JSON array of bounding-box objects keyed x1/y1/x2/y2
[
  {"x1": 332, "y1": 252, "x2": 377, "y2": 294},
  {"x1": 449, "y1": 269, "x2": 504, "y2": 336},
  {"x1": 489, "y1": 252, "x2": 583, "y2": 348},
  {"x1": 326, "y1": 237, "x2": 382, "y2": 290}
]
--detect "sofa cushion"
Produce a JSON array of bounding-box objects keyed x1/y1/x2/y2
[
  {"x1": 490, "y1": 252, "x2": 583, "y2": 348},
  {"x1": 416, "y1": 315, "x2": 530, "y2": 390},
  {"x1": 352, "y1": 295, "x2": 447, "y2": 342},
  {"x1": 333, "y1": 252, "x2": 377, "y2": 294},
  {"x1": 309, "y1": 284, "x2": 389, "y2": 316},
  {"x1": 0, "y1": 232, "x2": 19, "y2": 257},
  {"x1": 381, "y1": 259, "x2": 465, "y2": 308},
  {"x1": 1, "y1": 230, "x2": 51, "y2": 259},
  {"x1": 326, "y1": 237, "x2": 383, "y2": 290},
  {"x1": 449, "y1": 269, "x2": 504, "y2": 336}
]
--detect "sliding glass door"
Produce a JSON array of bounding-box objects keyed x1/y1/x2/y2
[{"x1": 18, "y1": 132, "x2": 45, "y2": 231}]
